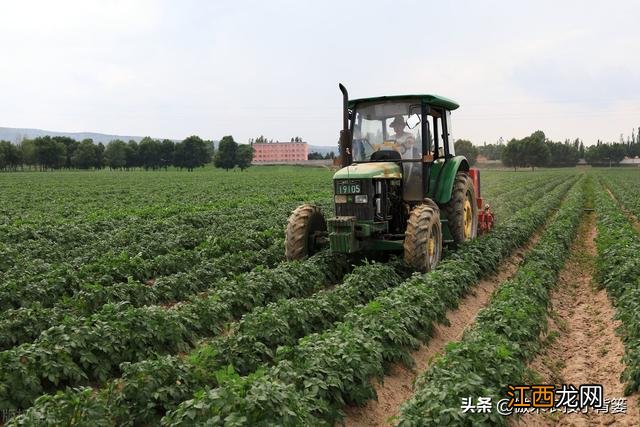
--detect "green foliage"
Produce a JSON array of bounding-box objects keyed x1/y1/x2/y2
[
  {"x1": 546, "y1": 139, "x2": 580, "y2": 167},
  {"x1": 454, "y1": 139, "x2": 478, "y2": 166},
  {"x1": 236, "y1": 144, "x2": 254, "y2": 171},
  {"x1": 214, "y1": 135, "x2": 238, "y2": 171},
  {"x1": 138, "y1": 137, "x2": 162, "y2": 170},
  {"x1": 104, "y1": 139, "x2": 127, "y2": 169},
  {"x1": 174, "y1": 135, "x2": 210, "y2": 171},
  {"x1": 477, "y1": 143, "x2": 504, "y2": 161},
  {"x1": 0, "y1": 140, "x2": 22, "y2": 171},
  {"x1": 502, "y1": 131, "x2": 551, "y2": 171},
  {"x1": 585, "y1": 142, "x2": 628, "y2": 166},
  {"x1": 0, "y1": 253, "x2": 346, "y2": 411},
  {"x1": 71, "y1": 139, "x2": 99, "y2": 169}
]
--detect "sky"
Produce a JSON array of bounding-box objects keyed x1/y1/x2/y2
[{"x1": 1, "y1": 0, "x2": 639, "y2": 147}]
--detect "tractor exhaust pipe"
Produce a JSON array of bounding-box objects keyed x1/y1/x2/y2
[{"x1": 338, "y1": 83, "x2": 352, "y2": 168}]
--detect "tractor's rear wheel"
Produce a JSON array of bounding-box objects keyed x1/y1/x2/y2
[
  {"x1": 404, "y1": 203, "x2": 442, "y2": 272},
  {"x1": 443, "y1": 172, "x2": 478, "y2": 244},
  {"x1": 285, "y1": 204, "x2": 326, "y2": 260}
]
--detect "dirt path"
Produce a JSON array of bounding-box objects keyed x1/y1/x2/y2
[
  {"x1": 341, "y1": 230, "x2": 544, "y2": 427},
  {"x1": 513, "y1": 213, "x2": 639, "y2": 427}
]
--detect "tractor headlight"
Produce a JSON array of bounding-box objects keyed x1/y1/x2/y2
[
  {"x1": 334, "y1": 195, "x2": 347, "y2": 204},
  {"x1": 354, "y1": 195, "x2": 368, "y2": 204}
]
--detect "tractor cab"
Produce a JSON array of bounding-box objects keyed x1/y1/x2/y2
[
  {"x1": 285, "y1": 84, "x2": 494, "y2": 272},
  {"x1": 347, "y1": 95, "x2": 460, "y2": 204}
]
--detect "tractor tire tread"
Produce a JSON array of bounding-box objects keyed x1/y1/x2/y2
[
  {"x1": 442, "y1": 172, "x2": 478, "y2": 244},
  {"x1": 285, "y1": 204, "x2": 325, "y2": 260},
  {"x1": 404, "y1": 203, "x2": 442, "y2": 272}
]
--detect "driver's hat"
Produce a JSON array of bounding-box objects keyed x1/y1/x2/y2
[{"x1": 390, "y1": 115, "x2": 405, "y2": 127}]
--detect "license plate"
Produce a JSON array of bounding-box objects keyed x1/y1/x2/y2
[{"x1": 336, "y1": 183, "x2": 361, "y2": 194}]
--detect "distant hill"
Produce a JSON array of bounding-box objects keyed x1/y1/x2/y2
[
  {"x1": 0, "y1": 127, "x2": 338, "y2": 152},
  {"x1": 0, "y1": 127, "x2": 153, "y2": 144}
]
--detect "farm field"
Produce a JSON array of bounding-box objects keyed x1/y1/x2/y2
[{"x1": 2, "y1": 166, "x2": 640, "y2": 426}]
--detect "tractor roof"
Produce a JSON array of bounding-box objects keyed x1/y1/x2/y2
[{"x1": 348, "y1": 94, "x2": 459, "y2": 111}]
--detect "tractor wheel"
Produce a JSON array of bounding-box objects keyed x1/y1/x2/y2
[
  {"x1": 285, "y1": 204, "x2": 326, "y2": 261},
  {"x1": 404, "y1": 203, "x2": 442, "y2": 272},
  {"x1": 443, "y1": 172, "x2": 478, "y2": 244}
]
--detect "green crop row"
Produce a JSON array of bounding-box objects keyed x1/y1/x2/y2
[
  {"x1": 488, "y1": 176, "x2": 566, "y2": 222},
  {"x1": 593, "y1": 183, "x2": 640, "y2": 395},
  {"x1": 0, "y1": 253, "x2": 348, "y2": 411},
  {"x1": 9, "y1": 262, "x2": 407, "y2": 426},
  {"x1": 597, "y1": 170, "x2": 640, "y2": 220},
  {"x1": 0, "y1": 218, "x2": 284, "y2": 311},
  {"x1": 396, "y1": 177, "x2": 586, "y2": 426},
  {"x1": 0, "y1": 167, "x2": 334, "y2": 229},
  {"x1": 154, "y1": 178, "x2": 578, "y2": 426},
  {"x1": 0, "y1": 242, "x2": 283, "y2": 350}
]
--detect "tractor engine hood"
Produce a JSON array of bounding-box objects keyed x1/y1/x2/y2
[{"x1": 333, "y1": 162, "x2": 402, "y2": 180}]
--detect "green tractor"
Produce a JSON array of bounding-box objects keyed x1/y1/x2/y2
[{"x1": 285, "y1": 84, "x2": 494, "y2": 272}]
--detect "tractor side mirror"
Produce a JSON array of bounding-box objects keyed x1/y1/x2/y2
[{"x1": 406, "y1": 113, "x2": 421, "y2": 129}]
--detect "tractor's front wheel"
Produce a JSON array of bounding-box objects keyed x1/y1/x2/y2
[
  {"x1": 285, "y1": 204, "x2": 326, "y2": 260},
  {"x1": 404, "y1": 203, "x2": 442, "y2": 272},
  {"x1": 443, "y1": 172, "x2": 478, "y2": 244}
]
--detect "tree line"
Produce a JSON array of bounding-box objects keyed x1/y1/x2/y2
[
  {"x1": 0, "y1": 135, "x2": 254, "y2": 172},
  {"x1": 307, "y1": 151, "x2": 335, "y2": 160},
  {"x1": 455, "y1": 126, "x2": 640, "y2": 170}
]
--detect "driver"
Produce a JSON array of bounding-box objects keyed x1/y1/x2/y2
[{"x1": 389, "y1": 115, "x2": 416, "y2": 156}]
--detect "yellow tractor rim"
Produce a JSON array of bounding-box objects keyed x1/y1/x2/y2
[
  {"x1": 428, "y1": 235, "x2": 435, "y2": 258},
  {"x1": 464, "y1": 198, "x2": 473, "y2": 239}
]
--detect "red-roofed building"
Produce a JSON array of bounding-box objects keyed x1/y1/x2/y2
[{"x1": 252, "y1": 141, "x2": 308, "y2": 163}]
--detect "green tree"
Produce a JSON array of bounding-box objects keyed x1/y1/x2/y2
[
  {"x1": 159, "y1": 139, "x2": 175, "y2": 170},
  {"x1": 214, "y1": 135, "x2": 238, "y2": 171},
  {"x1": 502, "y1": 138, "x2": 523, "y2": 171},
  {"x1": 33, "y1": 136, "x2": 66, "y2": 170},
  {"x1": 72, "y1": 139, "x2": 98, "y2": 169},
  {"x1": 520, "y1": 131, "x2": 550, "y2": 171},
  {"x1": 236, "y1": 144, "x2": 254, "y2": 171},
  {"x1": 19, "y1": 139, "x2": 37, "y2": 170},
  {"x1": 138, "y1": 137, "x2": 162, "y2": 170},
  {"x1": 95, "y1": 142, "x2": 105, "y2": 169},
  {"x1": 0, "y1": 140, "x2": 22, "y2": 171},
  {"x1": 125, "y1": 140, "x2": 139, "y2": 170},
  {"x1": 54, "y1": 136, "x2": 79, "y2": 169},
  {"x1": 545, "y1": 140, "x2": 579, "y2": 167},
  {"x1": 175, "y1": 135, "x2": 209, "y2": 171},
  {"x1": 478, "y1": 143, "x2": 504, "y2": 160},
  {"x1": 453, "y1": 139, "x2": 478, "y2": 166},
  {"x1": 104, "y1": 140, "x2": 127, "y2": 169}
]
